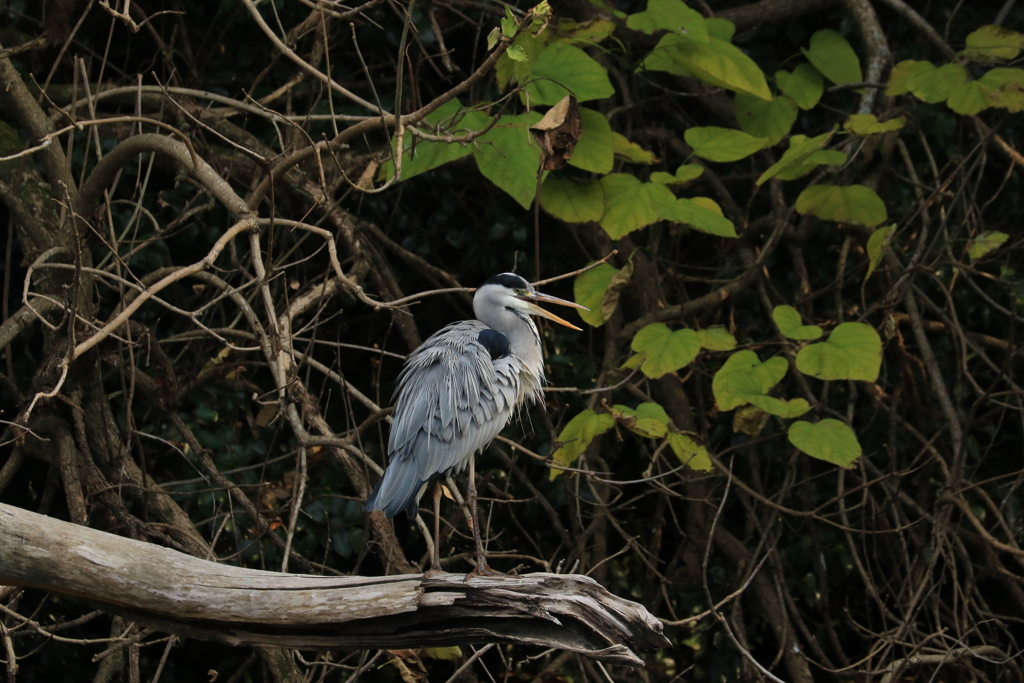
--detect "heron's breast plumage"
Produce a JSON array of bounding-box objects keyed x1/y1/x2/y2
[{"x1": 366, "y1": 319, "x2": 545, "y2": 517}]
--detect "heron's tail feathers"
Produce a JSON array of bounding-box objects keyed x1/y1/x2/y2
[{"x1": 364, "y1": 464, "x2": 425, "y2": 519}]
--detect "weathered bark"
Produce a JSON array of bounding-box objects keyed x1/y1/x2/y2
[
  {"x1": 717, "y1": 0, "x2": 842, "y2": 32},
  {"x1": 0, "y1": 503, "x2": 669, "y2": 665}
]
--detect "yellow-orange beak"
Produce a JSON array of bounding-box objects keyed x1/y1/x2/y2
[{"x1": 517, "y1": 291, "x2": 589, "y2": 331}]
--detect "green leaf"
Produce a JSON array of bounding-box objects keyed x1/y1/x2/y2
[
  {"x1": 474, "y1": 112, "x2": 543, "y2": 209},
  {"x1": 802, "y1": 29, "x2": 862, "y2": 85},
  {"x1": 886, "y1": 60, "x2": 932, "y2": 96},
  {"x1": 774, "y1": 149, "x2": 846, "y2": 181},
  {"x1": 844, "y1": 113, "x2": 906, "y2": 135},
  {"x1": 756, "y1": 130, "x2": 837, "y2": 185},
  {"x1": 525, "y1": 43, "x2": 615, "y2": 105},
  {"x1": 661, "y1": 197, "x2": 737, "y2": 237},
  {"x1": 487, "y1": 26, "x2": 501, "y2": 52},
  {"x1": 574, "y1": 263, "x2": 616, "y2": 327},
  {"x1": 651, "y1": 163, "x2": 703, "y2": 185},
  {"x1": 540, "y1": 176, "x2": 605, "y2": 223},
  {"x1": 866, "y1": 224, "x2": 894, "y2": 280},
  {"x1": 572, "y1": 260, "x2": 632, "y2": 327},
  {"x1": 776, "y1": 64, "x2": 824, "y2": 109},
  {"x1": 599, "y1": 174, "x2": 675, "y2": 238},
  {"x1": 602, "y1": 259, "x2": 633, "y2": 321},
  {"x1": 626, "y1": 0, "x2": 708, "y2": 41},
  {"x1": 381, "y1": 99, "x2": 488, "y2": 181},
  {"x1": 733, "y1": 404, "x2": 769, "y2": 435},
  {"x1": 667, "y1": 432, "x2": 712, "y2": 471},
  {"x1": 506, "y1": 44, "x2": 529, "y2": 62},
  {"x1": 423, "y1": 646, "x2": 463, "y2": 661},
  {"x1": 612, "y1": 132, "x2": 657, "y2": 163},
  {"x1": 568, "y1": 107, "x2": 614, "y2": 173},
  {"x1": 550, "y1": 410, "x2": 615, "y2": 479},
  {"x1": 788, "y1": 419, "x2": 862, "y2": 468},
  {"x1": 630, "y1": 323, "x2": 701, "y2": 378},
  {"x1": 555, "y1": 17, "x2": 617, "y2": 43},
  {"x1": 611, "y1": 402, "x2": 670, "y2": 439},
  {"x1": 496, "y1": 30, "x2": 547, "y2": 91},
  {"x1": 685, "y1": 126, "x2": 768, "y2": 162},
  {"x1": 705, "y1": 18, "x2": 735, "y2": 42},
  {"x1": 745, "y1": 395, "x2": 811, "y2": 418},
  {"x1": 640, "y1": 33, "x2": 694, "y2": 76},
  {"x1": 907, "y1": 62, "x2": 967, "y2": 103},
  {"x1": 960, "y1": 24, "x2": 1024, "y2": 63},
  {"x1": 979, "y1": 68, "x2": 1024, "y2": 112},
  {"x1": 735, "y1": 93, "x2": 798, "y2": 145},
  {"x1": 796, "y1": 322, "x2": 882, "y2": 381},
  {"x1": 501, "y1": 5, "x2": 517, "y2": 37},
  {"x1": 978, "y1": 67, "x2": 1024, "y2": 90},
  {"x1": 697, "y1": 326, "x2": 737, "y2": 351},
  {"x1": 712, "y1": 350, "x2": 789, "y2": 411},
  {"x1": 946, "y1": 79, "x2": 995, "y2": 115},
  {"x1": 967, "y1": 230, "x2": 1009, "y2": 261},
  {"x1": 773, "y1": 305, "x2": 823, "y2": 340},
  {"x1": 795, "y1": 184, "x2": 887, "y2": 227},
  {"x1": 622, "y1": 353, "x2": 644, "y2": 370},
  {"x1": 642, "y1": 34, "x2": 772, "y2": 100}
]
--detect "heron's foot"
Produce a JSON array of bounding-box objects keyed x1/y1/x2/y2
[
  {"x1": 424, "y1": 556, "x2": 446, "y2": 577},
  {"x1": 464, "y1": 557, "x2": 504, "y2": 580}
]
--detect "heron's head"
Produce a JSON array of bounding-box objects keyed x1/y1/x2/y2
[{"x1": 474, "y1": 273, "x2": 588, "y2": 331}]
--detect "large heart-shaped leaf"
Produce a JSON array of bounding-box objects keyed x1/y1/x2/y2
[
  {"x1": 540, "y1": 177, "x2": 605, "y2": 223},
  {"x1": 599, "y1": 175, "x2": 675, "y2": 238},
  {"x1": 907, "y1": 63, "x2": 967, "y2": 103},
  {"x1": 773, "y1": 306, "x2": 823, "y2": 341},
  {"x1": 697, "y1": 327, "x2": 737, "y2": 351},
  {"x1": 568, "y1": 107, "x2": 614, "y2": 173},
  {"x1": 735, "y1": 93, "x2": 799, "y2": 145},
  {"x1": 960, "y1": 24, "x2": 1024, "y2": 63},
  {"x1": 802, "y1": 29, "x2": 862, "y2": 85},
  {"x1": 684, "y1": 126, "x2": 768, "y2": 162},
  {"x1": 660, "y1": 197, "x2": 738, "y2": 237},
  {"x1": 381, "y1": 99, "x2": 489, "y2": 181},
  {"x1": 574, "y1": 263, "x2": 616, "y2": 328},
  {"x1": 651, "y1": 164, "x2": 703, "y2": 185},
  {"x1": 526, "y1": 43, "x2": 615, "y2": 105},
  {"x1": 796, "y1": 322, "x2": 882, "y2": 381},
  {"x1": 667, "y1": 432, "x2": 712, "y2": 471},
  {"x1": 776, "y1": 64, "x2": 824, "y2": 109},
  {"x1": 631, "y1": 323, "x2": 701, "y2": 378},
  {"x1": 795, "y1": 184, "x2": 887, "y2": 227},
  {"x1": 474, "y1": 112, "x2": 543, "y2": 209},
  {"x1": 788, "y1": 419, "x2": 862, "y2": 467},
  {"x1": 627, "y1": 0, "x2": 708, "y2": 41},
  {"x1": 610, "y1": 402, "x2": 670, "y2": 439},
  {"x1": 712, "y1": 350, "x2": 789, "y2": 411},
  {"x1": 643, "y1": 34, "x2": 772, "y2": 100}
]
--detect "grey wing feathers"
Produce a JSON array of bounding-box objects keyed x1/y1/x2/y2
[{"x1": 365, "y1": 321, "x2": 521, "y2": 518}]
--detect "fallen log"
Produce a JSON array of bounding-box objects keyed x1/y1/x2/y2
[{"x1": 0, "y1": 503, "x2": 669, "y2": 665}]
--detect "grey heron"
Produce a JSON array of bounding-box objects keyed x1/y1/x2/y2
[{"x1": 365, "y1": 272, "x2": 587, "y2": 573}]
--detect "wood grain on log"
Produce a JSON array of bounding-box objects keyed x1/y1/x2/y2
[{"x1": 0, "y1": 503, "x2": 669, "y2": 665}]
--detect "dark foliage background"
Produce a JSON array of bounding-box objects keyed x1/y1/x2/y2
[{"x1": 1, "y1": 0, "x2": 1023, "y2": 681}]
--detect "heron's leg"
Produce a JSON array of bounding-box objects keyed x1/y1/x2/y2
[
  {"x1": 466, "y1": 456, "x2": 500, "y2": 577},
  {"x1": 431, "y1": 481, "x2": 443, "y2": 572}
]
